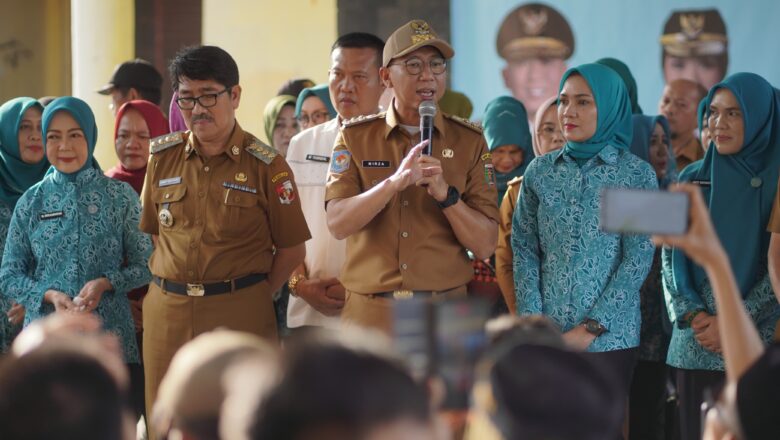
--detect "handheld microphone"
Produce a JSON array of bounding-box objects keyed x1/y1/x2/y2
[{"x1": 419, "y1": 100, "x2": 436, "y2": 155}]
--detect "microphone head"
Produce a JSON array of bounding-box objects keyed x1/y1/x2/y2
[{"x1": 419, "y1": 100, "x2": 437, "y2": 117}]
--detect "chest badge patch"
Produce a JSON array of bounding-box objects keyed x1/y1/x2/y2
[
  {"x1": 235, "y1": 172, "x2": 248, "y2": 182},
  {"x1": 330, "y1": 150, "x2": 351, "y2": 173},
  {"x1": 484, "y1": 163, "x2": 496, "y2": 186},
  {"x1": 442, "y1": 148, "x2": 454, "y2": 159},
  {"x1": 275, "y1": 180, "x2": 296, "y2": 205},
  {"x1": 159, "y1": 206, "x2": 174, "y2": 227}
]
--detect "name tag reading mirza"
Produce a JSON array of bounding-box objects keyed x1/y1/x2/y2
[
  {"x1": 39, "y1": 211, "x2": 64, "y2": 220},
  {"x1": 362, "y1": 160, "x2": 391, "y2": 168}
]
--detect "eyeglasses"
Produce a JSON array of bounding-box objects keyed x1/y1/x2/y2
[
  {"x1": 297, "y1": 111, "x2": 331, "y2": 126},
  {"x1": 175, "y1": 87, "x2": 231, "y2": 110},
  {"x1": 389, "y1": 57, "x2": 447, "y2": 75}
]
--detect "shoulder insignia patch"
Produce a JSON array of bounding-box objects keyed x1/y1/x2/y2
[
  {"x1": 508, "y1": 176, "x2": 524, "y2": 186},
  {"x1": 446, "y1": 114, "x2": 483, "y2": 133},
  {"x1": 150, "y1": 131, "x2": 185, "y2": 154},
  {"x1": 341, "y1": 112, "x2": 386, "y2": 128},
  {"x1": 245, "y1": 136, "x2": 278, "y2": 165}
]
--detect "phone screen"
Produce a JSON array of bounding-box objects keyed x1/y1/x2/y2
[{"x1": 600, "y1": 188, "x2": 689, "y2": 235}]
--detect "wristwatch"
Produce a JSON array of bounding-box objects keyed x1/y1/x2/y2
[
  {"x1": 288, "y1": 273, "x2": 307, "y2": 297},
  {"x1": 582, "y1": 318, "x2": 607, "y2": 336},
  {"x1": 437, "y1": 185, "x2": 460, "y2": 209}
]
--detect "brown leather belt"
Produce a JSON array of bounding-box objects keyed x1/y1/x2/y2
[{"x1": 153, "y1": 273, "x2": 267, "y2": 297}]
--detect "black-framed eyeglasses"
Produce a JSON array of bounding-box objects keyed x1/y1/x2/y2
[
  {"x1": 389, "y1": 57, "x2": 447, "y2": 75},
  {"x1": 175, "y1": 87, "x2": 231, "y2": 110}
]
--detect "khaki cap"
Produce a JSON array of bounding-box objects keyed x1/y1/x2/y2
[
  {"x1": 496, "y1": 3, "x2": 574, "y2": 61},
  {"x1": 660, "y1": 9, "x2": 727, "y2": 57},
  {"x1": 383, "y1": 19, "x2": 454, "y2": 67}
]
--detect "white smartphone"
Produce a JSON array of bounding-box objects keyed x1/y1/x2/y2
[{"x1": 600, "y1": 188, "x2": 689, "y2": 235}]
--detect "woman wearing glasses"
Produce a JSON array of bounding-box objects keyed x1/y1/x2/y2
[{"x1": 295, "y1": 84, "x2": 337, "y2": 131}]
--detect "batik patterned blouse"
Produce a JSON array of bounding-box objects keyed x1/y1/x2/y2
[
  {"x1": 512, "y1": 145, "x2": 657, "y2": 352},
  {"x1": 0, "y1": 167, "x2": 152, "y2": 363}
]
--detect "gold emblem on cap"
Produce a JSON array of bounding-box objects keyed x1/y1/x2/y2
[
  {"x1": 231, "y1": 145, "x2": 240, "y2": 155},
  {"x1": 442, "y1": 148, "x2": 454, "y2": 159},
  {"x1": 518, "y1": 7, "x2": 548, "y2": 36},
  {"x1": 680, "y1": 14, "x2": 705, "y2": 40},
  {"x1": 410, "y1": 20, "x2": 435, "y2": 44},
  {"x1": 159, "y1": 208, "x2": 174, "y2": 227},
  {"x1": 235, "y1": 172, "x2": 248, "y2": 182}
]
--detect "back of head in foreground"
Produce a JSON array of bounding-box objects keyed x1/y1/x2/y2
[{"x1": 250, "y1": 330, "x2": 433, "y2": 440}]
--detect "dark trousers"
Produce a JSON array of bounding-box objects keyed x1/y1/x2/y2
[
  {"x1": 629, "y1": 360, "x2": 668, "y2": 440},
  {"x1": 673, "y1": 368, "x2": 724, "y2": 440},
  {"x1": 582, "y1": 348, "x2": 639, "y2": 440}
]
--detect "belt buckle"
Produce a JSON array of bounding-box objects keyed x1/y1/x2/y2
[
  {"x1": 186, "y1": 283, "x2": 205, "y2": 297},
  {"x1": 393, "y1": 289, "x2": 414, "y2": 300}
]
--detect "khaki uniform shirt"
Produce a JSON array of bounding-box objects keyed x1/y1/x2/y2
[
  {"x1": 324, "y1": 107, "x2": 499, "y2": 294},
  {"x1": 675, "y1": 137, "x2": 705, "y2": 172},
  {"x1": 140, "y1": 123, "x2": 311, "y2": 283},
  {"x1": 496, "y1": 176, "x2": 522, "y2": 313}
]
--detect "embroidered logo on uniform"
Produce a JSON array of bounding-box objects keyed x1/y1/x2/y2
[
  {"x1": 442, "y1": 148, "x2": 454, "y2": 159},
  {"x1": 271, "y1": 171, "x2": 289, "y2": 183},
  {"x1": 484, "y1": 164, "x2": 496, "y2": 186},
  {"x1": 306, "y1": 154, "x2": 330, "y2": 163},
  {"x1": 481, "y1": 153, "x2": 492, "y2": 161},
  {"x1": 223, "y1": 182, "x2": 258, "y2": 194},
  {"x1": 235, "y1": 172, "x2": 248, "y2": 182},
  {"x1": 331, "y1": 150, "x2": 351, "y2": 173},
  {"x1": 158, "y1": 176, "x2": 182, "y2": 187},
  {"x1": 362, "y1": 160, "x2": 390, "y2": 168},
  {"x1": 275, "y1": 180, "x2": 296, "y2": 205},
  {"x1": 39, "y1": 211, "x2": 64, "y2": 220}
]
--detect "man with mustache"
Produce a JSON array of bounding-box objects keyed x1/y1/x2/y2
[
  {"x1": 325, "y1": 20, "x2": 499, "y2": 333},
  {"x1": 138, "y1": 45, "x2": 310, "y2": 438},
  {"x1": 285, "y1": 32, "x2": 386, "y2": 332}
]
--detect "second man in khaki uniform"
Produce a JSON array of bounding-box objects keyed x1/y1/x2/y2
[{"x1": 325, "y1": 20, "x2": 499, "y2": 333}]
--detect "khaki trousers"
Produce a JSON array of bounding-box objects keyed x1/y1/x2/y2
[{"x1": 142, "y1": 280, "x2": 277, "y2": 439}]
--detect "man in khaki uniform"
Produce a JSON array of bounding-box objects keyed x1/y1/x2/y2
[
  {"x1": 658, "y1": 78, "x2": 707, "y2": 171},
  {"x1": 140, "y1": 45, "x2": 309, "y2": 436},
  {"x1": 325, "y1": 20, "x2": 499, "y2": 334}
]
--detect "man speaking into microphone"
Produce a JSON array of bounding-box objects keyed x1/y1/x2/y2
[{"x1": 325, "y1": 20, "x2": 499, "y2": 333}]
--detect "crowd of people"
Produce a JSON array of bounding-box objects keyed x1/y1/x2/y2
[{"x1": 0, "y1": 16, "x2": 778, "y2": 440}]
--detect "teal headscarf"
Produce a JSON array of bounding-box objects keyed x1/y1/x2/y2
[
  {"x1": 595, "y1": 57, "x2": 643, "y2": 115},
  {"x1": 482, "y1": 96, "x2": 533, "y2": 203},
  {"x1": 697, "y1": 97, "x2": 711, "y2": 150},
  {"x1": 678, "y1": 73, "x2": 780, "y2": 299},
  {"x1": 559, "y1": 63, "x2": 633, "y2": 160},
  {"x1": 294, "y1": 84, "x2": 337, "y2": 119},
  {"x1": 629, "y1": 115, "x2": 677, "y2": 188},
  {"x1": 42, "y1": 97, "x2": 101, "y2": 177},
  {"x1": 0, "y1": 97, "x2": 50, "y2": 206}
]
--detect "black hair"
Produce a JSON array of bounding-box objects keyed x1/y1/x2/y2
[
  {"x1": 0, "y1": 350, "x2": 125, "y2": 440},
  {"x1": 331, "y1": 32, "x2": 385, "y2": 67},
  {"x1": 114, "y1": 85, "x2": 162, "y2": 106},
  {"x1": 251, "y1": 343, "x2": 430, "y2": 440},
  {"x1": 169, "y1": 45, "x2": 239, "y2": 92},
  {"x1": 277, "y1": 78, "x2": 315, "y2": 98}
]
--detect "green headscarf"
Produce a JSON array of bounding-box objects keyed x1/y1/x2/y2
[
  {"x1": 263, "y1": 95, "x2": 296, "y2": 145},
  {"x1": 0, "y1": 97, "x2": 50, "y2": 206},
  {"x1": 697, "y1": 97, "x2": 710, "y2": 149},
  {"x1": 559, "y1": 63, "x2": 633, "y2": 160},
  {"x1": 294, "y1": 84, "x2": 337, "y2": 119},
  {"x1": 595, "y1": 57, "x2": 643, "y2": 115},
  {"x1": 42, "y1": 97, "x2": 101, "y2": 178},
  {"x1": 482, "y1": 96, "x2": 533, "y2": 203},
  {"x1": 439, "y1": 89, "x2": 473, "y2": 119}
]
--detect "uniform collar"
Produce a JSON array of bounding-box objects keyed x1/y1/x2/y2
[
  {"x1": 384, "y1": 98, "x2": 447, "y2": 140},
  {"x1": 185, "y1": 121, "x2": 245, "y2": 163},
  {"x1": 555, "y1": 144, "x2": 620, "y2": 166},
  {"x1": 676, "y1": 136, "x2": 703, "y2": 162}
]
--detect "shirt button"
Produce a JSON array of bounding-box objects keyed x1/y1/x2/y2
[
  {"x1": 403, "y1": 200, "x2": 409, "y2": 207},
  {"x1": 195, "y1": 219, "x2": 202, "y2": 225},
  {"x1": 198, "y1": 191, "x2": 205, "y2": 198},
  {"x1": 187, "y1": 270, "x2": 194, "y2": 277},
  {"x1": 751, "y1": 177, "x2": 763, "y2": 188},
  {"x1": 401, "y1": 263, "x2": 408, "y2": 270},
  {"x1": 190, "y1": 242, "x2": 198, "y2": 249},
  {"x1": 401, "y1": 232, "x2": 409, "y2": 238},
  {"x1": 164, "y1": 193, "x2": 171, "y2": 199},
  {"x1": 204, "y1": 166, "x2": 210, "y2": 172}
]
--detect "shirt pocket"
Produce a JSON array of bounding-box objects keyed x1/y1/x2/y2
[
  {"x1": 152, "y1": 186, "x2": 187, "y2": 232},
  {"x1": 222, "y1": 188, "x2": 259, "y2": 237}
]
